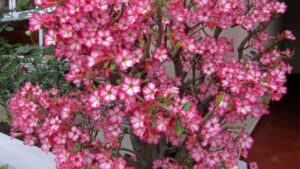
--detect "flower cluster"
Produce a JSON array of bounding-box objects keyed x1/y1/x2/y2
[{"x1": 9, "y1": 0, "x2": 295, "y2": 168}]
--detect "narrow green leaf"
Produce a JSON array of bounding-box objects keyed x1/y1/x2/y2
[
  {"x1": 168, "y1": 93, "x2": 175, "y2": 99},
  {"x1": 215, "y1": 93, "x2": 225, "y2": 105},
  {"x1": 152, "y1": 119, "x2": 156, "y2": 128},
  {"x1": 151, "y1": 107, "x2": 158, "y2": 115},
  {"x1": 176, "y1": 120, "x2": 184, "y2": 135}
]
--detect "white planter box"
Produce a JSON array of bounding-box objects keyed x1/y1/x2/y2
[
  {"x1": 0, "y1": 132, "x2": 247, "y2": 169},
  {"x1": 0, "y1": 133, "x2": 55, "y2": 169}
]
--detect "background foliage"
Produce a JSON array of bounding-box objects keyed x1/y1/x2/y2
[{"x1": 0, "y1": 25, "x2": 71, "y2": 124}]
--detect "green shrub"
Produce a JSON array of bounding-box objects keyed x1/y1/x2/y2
[{"x1": 0, "y1": 29, "x2": 72, "y2": 124}]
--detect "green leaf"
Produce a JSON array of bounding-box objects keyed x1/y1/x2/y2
[
  {"x1": 176, "y1": 120, "x2": 184, "y2": 135},
  {"x1": 134, "y1": 72, "x2": 142, "y2": 78},
  {"x1": 16, "y1": 0, "x2": 29, "y2": 10},
  {"x1": 168, "y1": 93, "x2": 176, "y2": 99},
  {"x1": 110, "y1": 63, "x2": 116, "y2": 70},
  {"x1": 0, "y1": 108, "x2": 10, "y2": 124},
  {"x1": 71, "y1": 143, "x2": 82, "y2": 153},
  {"x1": 116, "y1": 79, "x2": 122, "y2": 85},
  {"x1": 152, "y1": 119, "x2": 156, "y2": 128},
  {"x1": 15, "y1": 45, "x2": 34, "y2": 54},
  {"x1": 4, "y1": 26, "x2": 14, "y2": 32},
  {"x1": 0, "y1": 164, "x2": 9, "y2": 169},
  {"x1": 151, "y1": 107, "x2": 158, "y2": 115},
  {"x1": 0, "y1": 24, "x2": 8, "y2": 32},
  {"x1": 0, "y1": 76, "x2": 7, "y2": 82},
  {"x1": 175, "y1": 40, "x2": 183, "y2": 49},
  {"x1": 182, "y1": 102, "x2": 191, "y2": 110},
  {"x1": 215, "y1": 93, "x2": 225, "y2": 105}
]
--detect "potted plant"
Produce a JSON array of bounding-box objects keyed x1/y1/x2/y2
[{"x1": 7, "y1": 0, "x2": 295, "y2": 169}]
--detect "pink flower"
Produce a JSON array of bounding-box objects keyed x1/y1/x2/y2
[
  {"x1": 96, "y1": 30, "x2": 114, "y2": 47},
  {"x1": 58, "y1": 24, "x2": 73, "y2": 39},
  {"x1": 238, "y1": 131, "x2": 254, "y2": 150},
  {"x1": 155, "y1": 115, "x2": 170, "y2": 133},
  {"x1": 142, "y1": 82, "x2": 157, "y2": 101},
  {"x1": 53, "y1": 132, "x2": 67, "y2": 145},
  {"x1": 99, "y1": 84, "x2": 118, "y2": 102},
  {"x1": 132, "y1": 48, "x2": 143, "y2": 64},
  {"x1": 34, "y1": 0, "x2": 57, "y2": 8},
  {"x1": 121, "y1": 76, "x2": 141, "y2": 96},
  {"x1": 145, "y1": 129, "x2": 161, "y2": 144},
  {"x1": 107, "y1": 106, "x2": 125, "y2": 124},
  {"x1": 281, "y1": 30, "x2": 296, "y2": 41},
  {"x1": 44, "y1": 29, "x2": 57, "y2": 46},
  {"x1": 153, "y1": 48, "x2": 168, "y2": 63},
  {"x1": 190, "y1": 145, "x2": 205, "y2": 162},
  {"x1": 88, "y1": 90, "x2": 101, "y2": 108},
  {"x1": 202, "y1": 62, "x2": 216, "y2": 75},
  {"x1": 68, "y1": 126, "x2": 81, "y2": 141},
  {"x1": 234, "y1": 98, "x2": 252, "y2": 115},
  {"x1": 275, "y1": 2, "x2": 287, "y2": 13},
  {"x1": 81, "y1": 30, "x2": 97, "y2": 48},
  {"x1": 115, "y1": 50, "x2": 134, "y2": 71},
  {"x1": 55, "y1": 6, "x2": 70, "y2": 24},
  {"x1": 97, "y1": 155, "x2": 113, "y2": 169},
  {"x1": 29, "y1": 13, "x2": 43, "y2": 32},
  {"x1": 136, "y1": 0, "x2": 152, "y2": 15},
  {"x1": 130, "y1": 110, "x2": 145, "y2": 129}
]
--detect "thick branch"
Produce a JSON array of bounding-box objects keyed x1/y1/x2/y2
[
  {"x1": 172, "y1": 48, "x2": 184, "y2": 77},
  {"x1": 142, "y1": 35, "x2": 151, "y2": 60},
  {"x1": 119, "y1": 148, "x2": 138, "y2": 156},
  {"x1": 129, "y1": 134, "x2": 158, "y2": 168},
  {"x1": 184, "y1": 0, "x2": 188, "y2": 8},
  {"x1": 170, "y1": 48, "x2": 188, "y2": 96},
  {"x1": 125, "y1": 159, "x2": 145, "y2": 169},
  {"x1": 156, "y1": 0, "x2": 164, "y2": 47},
  {"x1": 213, "y1": 27, "x2": 222, "y2": 38}
]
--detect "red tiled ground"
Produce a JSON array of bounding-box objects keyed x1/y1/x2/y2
[{"x1": 247, "y1": 77, "x2": 300, "y2": 169}]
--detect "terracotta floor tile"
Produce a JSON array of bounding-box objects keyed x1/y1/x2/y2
[{"x1": 247, "y1": 78, "x2": 300, "y2": 169}]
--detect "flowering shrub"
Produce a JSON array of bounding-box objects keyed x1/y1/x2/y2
[
  {"x1": 9, "y1": 0, "x2": 295, "y2": 168},
  {"x1": 0, "y1": 33, "x2": 69, "y2": 124}
]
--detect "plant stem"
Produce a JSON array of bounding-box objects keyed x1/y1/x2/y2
[{"x1": 238, "y1": 22, "x2": 270, "y2": 60}]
